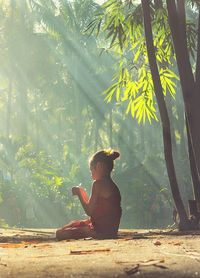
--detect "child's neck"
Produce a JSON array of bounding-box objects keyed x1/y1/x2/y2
[{"x1": 97, "y1": 174, "x2": 111, "y2": 181}]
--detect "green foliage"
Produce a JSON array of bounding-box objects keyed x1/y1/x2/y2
[
  {"x1": 186, "y1": 21, "x2": 198, "y2": 60},
  {"x1": 116, "y1": 153, "x2": 172, "y2": 228},
  {"x1": 0, "y1": 136, "x2": 87, "y2": 227},
  {"x1": 88, "y1": 0, "x2": 197, "y2": 124},
  {"x1": 16, "y1": 143, "x2": 62, "y2": 189},
  {"x1": 1, "y1": 0, "x2": 196, "y2": 229},
  {"x1": 186, "y1": 0, "x2": 200, "y2": 10}
]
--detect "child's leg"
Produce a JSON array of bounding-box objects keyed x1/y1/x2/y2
[
  {"x1": 56, "y1": 226, "x2": 95, "y2": 240},
  {"x1": 59, "y1": 219, "x2": 90, "y2": 231},
  {"x1": 59, "y1": 221, "x2": 78, "y2": 230},
  {"x1": 56, "y1": 227, "x2": 73, "y2": 240}
]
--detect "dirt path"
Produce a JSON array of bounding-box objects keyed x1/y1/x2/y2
[{"x1": 0, "y1": 228, "x2": 200, "y2": 277}]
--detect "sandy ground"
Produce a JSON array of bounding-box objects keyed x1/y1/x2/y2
[{"x1": 0, "y1": 228, "x2": 200, "y2": 278}]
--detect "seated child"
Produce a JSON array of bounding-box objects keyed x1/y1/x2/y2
[{"x1": 56, "y1": 149, "x2": 122, "y2": 240}]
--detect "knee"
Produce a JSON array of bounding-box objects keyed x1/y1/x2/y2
[
  {"x1": 56, "y1": 228, "x2": 72, "y2": 241},
  {"x1": 56, "y1": 229, "x2": 64, "y2": 241}
]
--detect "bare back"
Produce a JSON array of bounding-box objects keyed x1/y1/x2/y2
[{"x1": 95, "y1": 177, "x2": 121, "y2": 200}]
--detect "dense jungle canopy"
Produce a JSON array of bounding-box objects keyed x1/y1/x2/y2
[{"x1": 0, "y1": 0, "x2": 199, "y2": 230}]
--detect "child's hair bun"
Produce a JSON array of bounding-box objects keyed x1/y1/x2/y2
[
  {"x1": 90, "y1": 149, "x2": 120, "y2": 171},
  {"x1": 110, "y1": 151, "x2": 120, "y2": 160}
]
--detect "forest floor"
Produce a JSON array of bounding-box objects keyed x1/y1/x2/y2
[{"x1": 0, "y1": 228, "x2": 200, "y2": 278}]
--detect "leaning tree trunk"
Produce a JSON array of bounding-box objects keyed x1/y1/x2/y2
[
  {"x1": 141, "y1": 0, "x2": 192, "y2": 230},
  {"x1": 166, "y1": 1, "x2": 200, "y2": 190},
  {"x1": 196, "y1": 8, "x2": 200, "y2": 91},
  {"x1": 186, "y1": 116, "x2": 200, "y2": 202}
]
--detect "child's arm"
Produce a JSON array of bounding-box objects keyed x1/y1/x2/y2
[
  {"x1": 72, "y1": 182, "x2": 99, "y2": 216},
  {"x1": 72, "y1": 187, "x2": 89, "y2": 202}
]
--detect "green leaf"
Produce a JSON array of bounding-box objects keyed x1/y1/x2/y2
[
  {"x1": 103, "y1": 83, "x2": 118, "y2": 103},
  {"x1": 54, "y1": 176, "x2": 63, "y2": 186}
]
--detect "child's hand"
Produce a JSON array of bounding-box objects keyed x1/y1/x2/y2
[{"x1": 72, "y1": 186, "x2": 81, "y2": 196}]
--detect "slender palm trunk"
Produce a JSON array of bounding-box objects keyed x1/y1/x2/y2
[
  {"x1": 186, "y1": 116, "x2": 200, "y2": 202},
  {"x1": 195, "y1": 9, "x2": 200, "y2": 89},
  {"x1": 167, "y1": 1, "x2": 200, "y2": 185},
  {"x1": 141, "y1": 0, "x2": 191, "y2": 230}
]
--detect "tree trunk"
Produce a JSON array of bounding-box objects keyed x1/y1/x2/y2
[
  {"x1": 186, "y1": 116, "x2": 200, "y2": 202},
  {"x1": 166, "y1": 0, "x2": 200, "y2": 186},
  {"x1": 141, "y1": 0, "x2": 191, "y2": 230},
  {"x1": 195, "y1": 9, "x2": 200, "y2": 90},
  {"x1": 165, "y1": 95, "x2": 177, "y2": 157}
]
